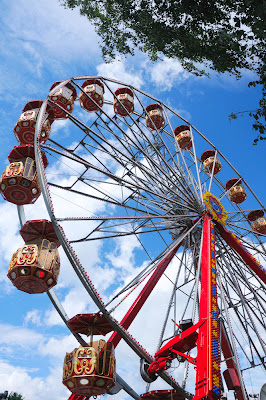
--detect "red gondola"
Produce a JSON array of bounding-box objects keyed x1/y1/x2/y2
[
  {"x1": 248, "y1": 209, "x2": 266, "y2": 235},
  {"x1": 8, "y1": 219, "x2": 60, "y2": 294},
  {"x1": 174, "y1": 124, "x2": 192, "y2": 150},
  {"x1": 113, "y1": 87, "x2": 134, "y2": 116},
  {"x1": 13, "y1": 100, "x2": 54, "y2": 144},
  {"x1": 145, "y1": 104, "x2": 165, "y2": 130},
  {"x1": 226, "y1": 178, "x2": 247, "y2": 204},
  {"x1": 79, "y1": 79, "x2": 104, "y2": 112},
  {"x1": 49, "y1": 81, "x2": 77, "y2": 119},
  {"x1": 201, "y1": 150, "x2": 221, "y2": 175},
  {"x1": 0, "y1": 145, "x2": 48, "y2": 205}
]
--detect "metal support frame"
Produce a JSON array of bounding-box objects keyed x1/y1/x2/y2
[
  {"x1": 216, "y1": 222, "x2": 266, "y2": 284},
  {"x1": 194, "y1": 214, "x2": 222, "y2": 400},
  {"x1": 145, "y1": 214, "x2": 222, "y2": 399},
  {"x1": 108, "y1": 221, "x2": 200, "y2": 348},
  {"x1": 220, "y1": 323, "x2": 247, "y2": 400}
]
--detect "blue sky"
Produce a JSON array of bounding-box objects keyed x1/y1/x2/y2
[{"x1": 0, "y1": 0, "x2": 265, "y2": 399}]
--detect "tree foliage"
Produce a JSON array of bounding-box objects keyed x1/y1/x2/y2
[
  {"x1": 62, "y1": 0, "x2": 265, "y2": 141},
  {"x1": 7, "y1": 393, "x2": 24, "y2": 400}
]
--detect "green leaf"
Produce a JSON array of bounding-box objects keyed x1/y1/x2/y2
[{"x1": 61, "y1": 0, "x2": 266, "y2": 143}]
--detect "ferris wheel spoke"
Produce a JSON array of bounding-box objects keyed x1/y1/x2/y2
[
  {"x1": 221, "y1": 232, "x2": 266, "y2": 266},
  {"x1": 217, "y1": 256, "x2": 264, "y2": 330},
  {"x1": 48, "y1": 113, "x2": 165, "y2": 196},
  {"x1": 228, "y1": 222, "x2": 266, "y2": 238},
  {"x1": 75, "y1": 81, "x2": 196, "y2": 203},
  {"x1": 155, "y1": 244, "x2": 188, "y2": 351},
  {"x1": 217, "y1": 241, "x2": 266, "y2": 310},
  {"x1": 238, "y1": 235, "x2": 266, "y2": 265},
  {"x1": 94, "y1": 108, "x2": 166, "y2": 175},
  {"x1": 216, "y1": 243, "x2": 266, "y2": 369},
  {"x1": 222, "y1": 249, "x2": 266, "y2": 325},
  {"x1": 216, "y1": 222, "x2": 266, "y2": 285},
  {"x1": 69, "y1": 226, "x2": 176, "y2": 243},
  {"x1": 113, "y1": 113, "x2": 175, "y2": 177},
  {"x1": 220, "y1": 276, "x2": 266, "y2": 371},
  {"x1": 48, "y1": 176, "x2": 197, "y2": 216},
  {"x1": 56, "y1": 214, "x2": 197, "y2": 223},
  {"x1": 45, "y1": 139, "x2": 198, "y2": 214},
  {"x1": 233, "y1": 330, "x2": 257, "y2": 367},
  {"x1": 217, "y1": 241, "x2": 257, "y2": 285},
  {"x1": 220, "y1": 266, "x2": 266, "y2": 331},
  {"x1": 48, "y1": 182, "x2": 156, "y2": 215},
  {"x1": 189, "y1": 127, "x2": 204, "y2": 203},
  {"x1": 220, "y1": 193, "x2": 266, "y2": 254},
  {"x1": 159, "y1": 108, "x2": 202, "y2": 205},
  {"x1": 92, "y1": 111, "x2": 145, "y2": 159},
  {"x1": 44, "y1": 144, "x2": 198, "y2": 214},
  {"x1": 95, "y1": 149, "x2": 195, "y2": 213},
  {"x1": 130, "y1": 89, "x2": 199, "y2": 205},
  {"x1": 207, "y1": 150, "x2": 218, "y2": 193},
  {"x1": 231, "y1": 306, "x2": 266, "y2": 370},
  {"x1": 106, "y1": 237, "x2": 188, "y2": 309},
  {"x1": 65, "y1": 208, "x2": 191, "y2": 243},
  {"x1": 108, "y1": 219, "x2": 202, "y2": 352},
  {"x1": 103, "y1": 81, "x2": 176, "y2": 177}
]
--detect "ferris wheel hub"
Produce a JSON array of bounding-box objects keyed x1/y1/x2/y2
[{"x1": 203, "y1": 192, "x2": 228, "y2": 225}]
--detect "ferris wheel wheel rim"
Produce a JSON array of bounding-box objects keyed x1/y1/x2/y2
[
  {"x1": 34, "y1": 84, "x2": 196, "y2": 399},
  {"x1": 31, "y1": 76, "x2": 266, "y2": 396}
]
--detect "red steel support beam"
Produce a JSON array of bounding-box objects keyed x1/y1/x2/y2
[
  {"x1": 215, "y1": 222, "x2": 266, "y2": 284},
  {"x1": 194, "y1": 214, "x2": 222, "y2": 400},
  {"x1": 109, "y1": 237, "x2": 184, "y2": 348},
  {"x1": 221, "y1": 324, "x2": 246, "y2": 400}
]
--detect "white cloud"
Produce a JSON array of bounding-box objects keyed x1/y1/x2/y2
[
  {"x1": 147, "y1": 58, "x2": 190, "y2": 91},
  {"x1": 0, "y1": 359, "x2": 69, "y2": 400},
  {"x1": 2, "y1": 0, "x2": 100, "y2": 64},
  {"x1": 40, "y1": 333, "x2": 77, "y2": 359},
  {"x1": 0, "y1": 0, "x2": 101, "y2": 103},
  {"x1": 24, "y1": 310, "x2": 43, "y2": 327},
  {"x1": 107, "y1": 235, "x2": 142, "y2": 273},
  {"x1": 0, "y1": 202, "x2": 22, "y2": 290},
  {"x1": 97, "y1": 59, "x2": 144, "y2": 89},
  {"x1": 0, "y1": 323, "x2": 44, "y2": 349}
]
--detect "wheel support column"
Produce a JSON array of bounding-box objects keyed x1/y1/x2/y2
[{"x1": 194, "y1": 213, "x2": 222, "y2": 400}]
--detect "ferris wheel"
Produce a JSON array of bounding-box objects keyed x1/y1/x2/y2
[{"x1": 2, "y1": 76, "x2": 266, "y2": 400}]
